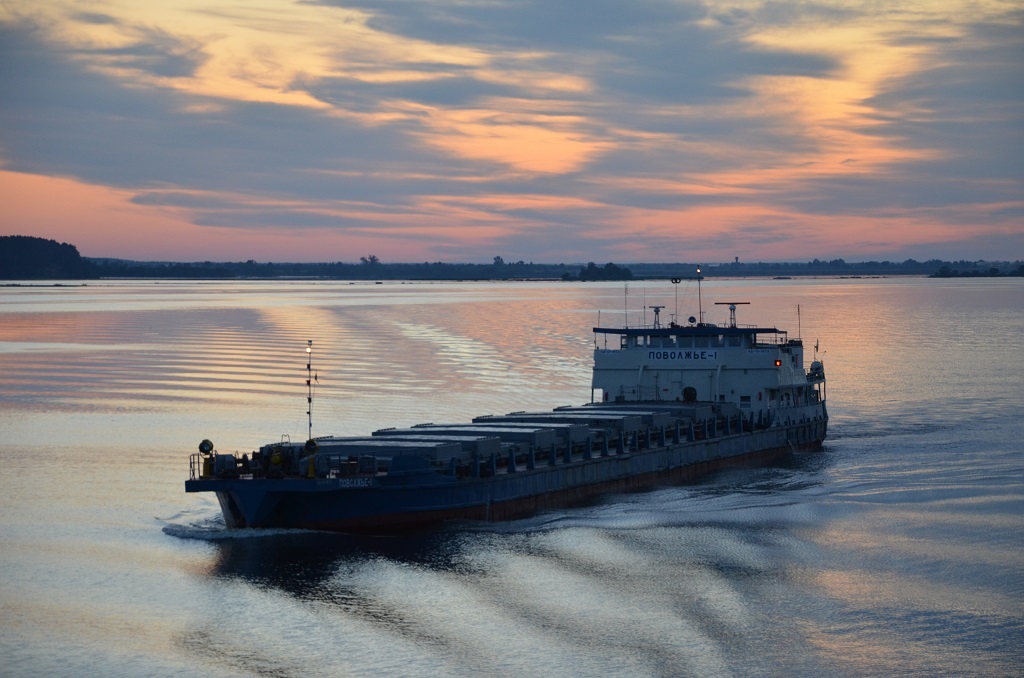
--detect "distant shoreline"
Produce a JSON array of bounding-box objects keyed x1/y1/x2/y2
[
  {"x1": 2, "y1": 235, "x2": 1021, "y2": 280},
  {"x1": 9, "y1": 273, "x2": 1004, "y2": 287},
  {"x1": 69, "y1": 259, "x2": 1024, "y2": 280}
]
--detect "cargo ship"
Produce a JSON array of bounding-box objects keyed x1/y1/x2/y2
[{"x1": 186, "y1": 280, "x2": 827, "y2": 533}]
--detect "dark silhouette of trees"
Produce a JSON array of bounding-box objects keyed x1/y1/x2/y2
[
  {"x1": 3, "y1": 235, "x2": 1019, "y2": 280},
  {"x1": 0, "y1": 236, "x2": 95, "y2": 279},
  {"x1": 568, "y1": 262, "x2": 634, "y2": 281}
]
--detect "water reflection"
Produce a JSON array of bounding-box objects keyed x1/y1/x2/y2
[
  {"x1": 198, "y1": 450, "x2": 833, "y2": 603},
  {"x1": 206, "y1": 530, "x2": 469, "y2": 594},
  {"x1": 190, "y1": 467, "x2": 834, "y2": 676},
  {"x1": 3, "y1": 278, "x2": 1022, "y2": 677},
  {"x1": 5, "y1": 277, "x2": 1002, "y2": 442}
]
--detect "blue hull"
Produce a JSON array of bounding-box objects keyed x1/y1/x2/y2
[{"x1": 186, "y1": 420, "x2": 827, "y2": 534}]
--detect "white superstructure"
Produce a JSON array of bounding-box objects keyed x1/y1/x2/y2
[{"x1": 591, "y1": 302, "x2": 826, "y2": 430}]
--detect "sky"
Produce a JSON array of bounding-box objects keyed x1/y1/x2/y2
[{"x1": 1, "y1": 1, "x2": 1022, "y2": 264}]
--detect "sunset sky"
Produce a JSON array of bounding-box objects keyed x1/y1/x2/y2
[{"x1": 1, "y1": 0, "x2": 1021, "y2": 263}]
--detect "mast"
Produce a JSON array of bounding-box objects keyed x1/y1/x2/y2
[
  {"x1": 306, "y1": 340, "x2": 313, "y2": 440},
  {"x1": 623, "y1": 283, "x2": 629, "y2": 328},
  {"x1": 671, "y1": 277, "x2": 681, "y2": 324},
  {"x1": 696, "y1": 265, "x2": 703, "y2": 324}
]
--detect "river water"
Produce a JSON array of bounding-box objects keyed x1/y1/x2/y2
[{"x1": 0, "y1": 277, "x2": 1021, "y2": 677}]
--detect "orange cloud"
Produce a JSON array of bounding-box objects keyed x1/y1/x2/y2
[
  {"x1": 415, "y1": 108, "x2": 611, "y2": 174},
  {"x1": 3, "y1": 1, "x2": 1019, "y2": 263}
]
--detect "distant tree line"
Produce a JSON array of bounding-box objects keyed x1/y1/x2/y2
[
  {"x1": 568, "y1": 262, "x2": 634, "y2": 281},
  {"x1": 930, "y1": 263, "x2": 1024, "y2": 278},
  {"x1": 707, "y1": 258, "x2": 1024, "y2": 278},
  {"x1": 2, "y1": 235, "x2": 1021, "y2": 281},
  {"x1": 0, "y1": 236, "x2": 95, "y2": 279},
  {"x1": 85, "y1": 256, "x2": 581, "y2": 281},
  {"x1": 83, "y1": 256, "x2": 1022, "y2": 280}
]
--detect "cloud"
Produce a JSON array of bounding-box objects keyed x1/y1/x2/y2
[
  {"x1": 866, "y1": 17, "x2": 1024, "y2": 183},
  {"x1": 1, "y1": 1, "x2": 1022, "y2": 262},
  {"x1": 86, "y1": 24, "x2": 207, "y2": 79},
  {"x1": 0, "y1": 23, "x2": 438, "y2": 192}
]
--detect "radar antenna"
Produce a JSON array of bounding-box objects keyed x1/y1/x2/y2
[
  {"x1": 648, "y1": 305, "x2": 664, "y2": 329},
  {"x1": 714, "y1": 301, "x2": 750, "y2": 328}
]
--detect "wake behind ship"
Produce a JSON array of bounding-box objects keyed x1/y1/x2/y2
[{"x1": 186, "y1": 279, "x2": 828, "y2": 534}]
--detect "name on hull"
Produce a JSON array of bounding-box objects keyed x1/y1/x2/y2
[
  {"x1": 648, "y1": 350, "x2": 719, "y2": 361},
  {"x1": 338, "y1": 477, "x2": 373, "y2": 488}
]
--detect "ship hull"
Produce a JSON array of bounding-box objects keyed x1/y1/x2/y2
[{"x1": 187, "y1": 419, "x2": 826, "y2": 534}]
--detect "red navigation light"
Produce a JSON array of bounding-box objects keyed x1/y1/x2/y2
[{"x1": 774, "y1": 359, "x2": 782, "y2": 367}]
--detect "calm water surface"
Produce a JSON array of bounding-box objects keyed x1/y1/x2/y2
[{"x1": 1, "y1": 278, "x2": 1021, "y2": 677}]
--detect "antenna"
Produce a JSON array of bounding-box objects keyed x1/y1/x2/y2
[
  {"x1": 797, "y1": 304, "x2": 802, "y2": 340},
  {"x1": 671, "y1": 277, "x2": 681, "y2": 324},
  {"x1": 696, "y1": 265, "x2": 703, "y2": 324},
  {"x1": 306, "y1": 340, "x2": 313, "y2": 440},
  {"x1": 623, "y1": 283, "x2": 629, "y2": 328}
]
